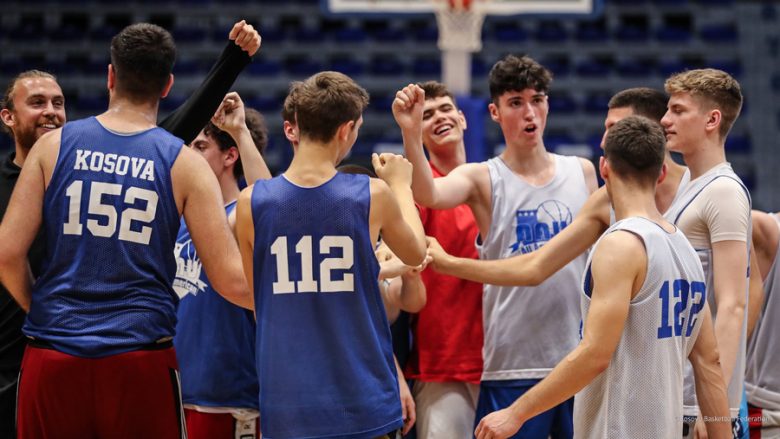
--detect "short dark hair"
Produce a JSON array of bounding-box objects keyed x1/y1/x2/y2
[
  {"x1": 608, "y1": 88, "x2": 668, "y2": 123},
  {"x1": 295, "y1": 71, "x2": 369, "y2": 143},
  {"x1": 336, "y1": 163, "x2": 377, "y2": 178},
  {"x1": 604, "y1": 115, "x2": 666, "y2": 186},
  {"x1": 417, "y1": 81, "x2": 456, "y2": 106},
  {"x1": 1, "y1": 70, "x2": 59, "y2": 136},
  {"x1": 488, "y1": 55, "x2": 552, "y2": 103},
  {"x1": 110, "y1": 23, "x2": 176, "y2": 103},
  {"x1": 202, "y1": 107, "x2": 268, "y2": 180}
]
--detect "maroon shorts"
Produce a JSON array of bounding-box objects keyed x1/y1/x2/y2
[
  {"x1": 17, "y1": 343, "x2": 185, "y2": 439},
  {"x1": 184, "y1": 408, "x2": 260, "y2": 439}
]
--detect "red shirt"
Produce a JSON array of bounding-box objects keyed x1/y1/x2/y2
[{"x1": 404, "y1": 163, "x2": 483, "y2": 383}]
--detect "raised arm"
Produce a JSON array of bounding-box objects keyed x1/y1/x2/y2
[
  {"x1": 474, "y1": 231, "x2": 640, "y2": 439},
  {"x1": 159, "y1": 20, "x2": 259, "y2": 143},
  {"x1": 371, "y1": 153, "x2": 426, "y2": 266},
  {"x1": 173, "y1": 147, "x2": 252, "y2": 309},
  {"x1": 0, "y1": 131, "x2": 58, "y2": 311},
  {"x1": 429, "y1": 187, "x2": 610, "y2": 286},
  {"x1": 688, "y1": 302, "x2": 733, "y2": 439},
  {"x1": 393, "y1": 84, "x2": 481, "y2": 210},
  {"x1": 211, "y1": 92, "x2": 271, "y2": 182}
]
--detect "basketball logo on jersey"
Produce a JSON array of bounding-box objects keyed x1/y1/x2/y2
[
  {"x1": 173, "y1": 239, "x2": 207, "y2": 299},
  {"x1": 509, "y1": 200, "x2": 572, "y2": 254}
]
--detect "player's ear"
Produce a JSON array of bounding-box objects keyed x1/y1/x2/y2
[
  {"x1": 657, "y1": 162, "x2": 668, "y2": 186},
  {"x1": 283, "y1": 121, "x2": 298, "y2": 144},
  {"x1": 704, "y1": 108, "x2": 721, "y2": 135},
  {"x1": 160, "y1": 74, "x2": 174, "y2": 99},
  {"x1": 599, "y1": 156, "x2": 609, "y2": 181},
  {"x1": 337, "y1": 120, "x2": 354, "y2": 142},
  {"x1": 488, "y1": 102, "x2": 500, "y2": 123},
  {"x1": 457, "y1": 110, "x2": 468, "y2": 131},
  {"x1": 225, "y1": 146, "x2": 239, "y2": 168}
]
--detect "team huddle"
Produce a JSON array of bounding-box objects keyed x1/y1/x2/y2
[{"x1": 0, "y1": 19, "x2": 777, "y2": 439}]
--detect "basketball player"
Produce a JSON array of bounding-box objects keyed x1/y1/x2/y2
[
  {"x1": 660, "y1": 69, "x2": 751, "y2": 439},
  {"x1": 475, "y1": 115, "x2": 732, "y2": 439},
  {"x1": 401, "y1": 54, "x2": 597, "y2": 438},
  {"x1": 744, "y1": 210, "x2": 780, "y2": 438},
  {"x1": 0, "y1": 24, "x2": 252, "y2": 438},
  {"x1": 426, "y1": 87, "x2": 686, "y2": 284},
  {"x1": 234, "y1": 71, "x2": 427, "y2": 438},
  {"x1": 0, "y1": 20, "x2": 260, "y2": 436},
  {"x1": 398, "y1": 80, "x2": 483, "y2": 439},
  {"x1": 174, "y1": 92, "x2": 270, "y2": 439}
]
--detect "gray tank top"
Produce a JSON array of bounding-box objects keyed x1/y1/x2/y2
[
  {"x1": 664, "y1": 163, "x2": 751, "y2": 417},
  {"x1": 477, "y1": 154, "x2": 590, "y2": 380},
  {"x1": 745, "y1": 214, "x2": 780, "y2": 410},
  {"x1": 575, "y1": 217, "x2": 706, "y2": 439}
]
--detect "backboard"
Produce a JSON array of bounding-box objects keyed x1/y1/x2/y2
[{"x1": 324, "y1": 0, "x2": 601, "y2": 16}]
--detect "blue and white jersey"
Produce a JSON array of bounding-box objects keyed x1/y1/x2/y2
[
  {"x1": 251, "y1": 172, "x2": 402, "y2": 439},
  {"x1": 575, "y1": 217, "x2": 706, "y2": 438},
  {"x1": 478, "y1": 154, "x2": 590, "y2": 381},
  {"x1": 25, "y1": 117, "x2": 183, "y2": 358},
  {"x1": 173, "y1": 201, "x2": 258, "y2": 411}
]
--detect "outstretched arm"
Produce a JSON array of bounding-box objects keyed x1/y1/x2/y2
[
  {"x1": 160, "y1": 20, "x2": 259, "y2": 143},
  {"x1": 429, "y1": 187, "x2": 609, "y2": 286},
  {"x1": 474, "y1": 231, "x2": 640, "y2": 439}
]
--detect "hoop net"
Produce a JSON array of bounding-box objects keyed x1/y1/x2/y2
[{"x1": 434, "y1": 0, "x2": 487, "y2": 53}]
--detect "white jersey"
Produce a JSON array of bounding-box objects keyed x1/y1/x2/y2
[
  {"x1": 664, "y1": 163, "x2": 751, "y2": 417},
  {"x1": 477, "y1": 154, "x2": 590, "y2": 381},
  {"x1": 574, "y1": 217, "x2": 707, "y2": 439},
  {"x1": 746, "y1": 214, "x2": 780, "y2": 410}
]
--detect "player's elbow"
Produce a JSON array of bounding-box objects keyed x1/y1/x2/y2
[
  {"x1": 718, "y1": 299, "x2": 746, "y2": 324},
  {"x1": 213, "y1": 277, "x2": 254, "y2": 310}
]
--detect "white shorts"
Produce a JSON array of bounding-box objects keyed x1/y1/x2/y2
[{"x1": 413, "y1": 381, "x2": 480, "y2": 439}]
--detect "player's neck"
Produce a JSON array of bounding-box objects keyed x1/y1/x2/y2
[
  {"x1": 682, "y1": 143, "x2": 727, "y2": 180},
  {"x1": 285, "y1": 140, "x2": 339, "y2": 186},
  {"x1": 612, "y1": 183, "x2": 663, "y2": 223},
  {"x1": 655, "y1": 156, "x2": 687, "y2": 214},
  {"x1": 13, "y1": 143, "x2": 30, "y2": 168},
  {"x1": 98, "y1": 96, "x2": 159, "y2": 132},
  {"x1": 500, "y1": 145, "x2": 554, "y2": 184},
  {"x1": 220, "y1": 177, "x2": 240, "y2": 205},
  {"x1": 428, "y1": 142, "x2": 466, "y2": 175}
]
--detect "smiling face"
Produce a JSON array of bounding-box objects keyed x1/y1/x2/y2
[
  {"x1": 661, "y1": 92, "x2": 710, "y2": 155},
  {"x1": 489, "y1": 88, "x2": 548, "y2": 150},
  {"x1": 1, "y1": 76, "x2": 65, "y2": 151},
  {"x1": 421, "y1": 95, "x2": 467, "y2": 154}
]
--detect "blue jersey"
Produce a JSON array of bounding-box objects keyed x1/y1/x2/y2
[
  {"x1": 251, "y1": 173, "x2": 402, "y2": 439},
  {"x1": 25, "y1": 117, "x2": 183, "y2": 358},
  {"x1": 173, "y1": 201, "x2": 258, "y2": 410}
]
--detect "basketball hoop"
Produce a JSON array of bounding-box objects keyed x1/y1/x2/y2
[
  {"x1": 434, "y1": 0, "x2": 486, "y2": 53},
  {"x1": 433, "y1": 0, "x2": 487, "y2": 95}
]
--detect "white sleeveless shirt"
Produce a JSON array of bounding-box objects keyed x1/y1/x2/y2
[
  {"x1": 575, "y1": 217, "x2": 706, "y2": 438},
  {"x1": 477, "y1": 154, "x2": 590, "y2": 381}
]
